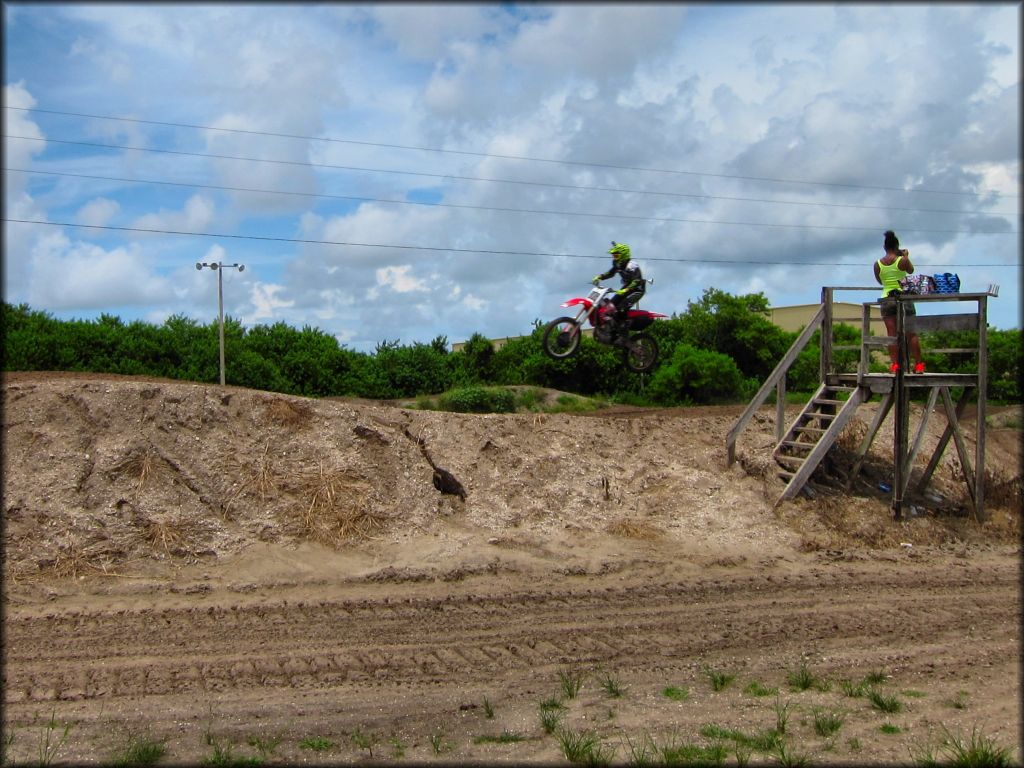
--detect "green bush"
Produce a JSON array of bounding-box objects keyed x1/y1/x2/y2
[
  {"x1": 647, "y1": 343, "x2": 746, "y2": 405},
  {"x1": 437, "y1": 386, "x2": 516, "y2": 413}
]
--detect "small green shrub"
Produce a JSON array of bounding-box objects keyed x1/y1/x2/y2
[{"x1": 704, "y1": 667, "x2": 735, "y2": 692}]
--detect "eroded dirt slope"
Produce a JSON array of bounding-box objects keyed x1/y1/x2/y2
[{"x1": 2, "y1": 372, "x2": 1021, "y2": 765}]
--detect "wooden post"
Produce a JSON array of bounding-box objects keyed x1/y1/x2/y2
[
  {"x1": 820, "y1": 287, "x2": 833, "y2": 382},
  {"x1": 776, "y1": 379, "x2": 786, "y2": 444},
  {"x1": 976, "y1": 296, "x2": 987, "y2": 522},
  {"x1": 892, "y1": 298, "x2": 908, "y2": 519}
]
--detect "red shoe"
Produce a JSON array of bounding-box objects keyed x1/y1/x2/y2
[
  {"x1": 889, "y1": 363, "x2": 900, "y2": 373},
  {"x1": 913, "y1": 362, "x2": 926, "y2": 374}
]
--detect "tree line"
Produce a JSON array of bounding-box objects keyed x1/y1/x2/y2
[{"x1": 2, "y1": 290, "x2": 1019, "y2": 405}]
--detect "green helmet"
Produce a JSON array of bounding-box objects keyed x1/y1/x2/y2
[{"x1": 608, "y1": 242, "x2": 631, "y2": 264}]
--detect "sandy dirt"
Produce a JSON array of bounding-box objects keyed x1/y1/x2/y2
[{"x1": 2, "y1": 371, "x2": 1021, "y2": 765}]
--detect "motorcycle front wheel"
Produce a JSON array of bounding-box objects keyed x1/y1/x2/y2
[
  {"x1": 542, "y1": 317, "x2": 582, "y2": 359},
  {"x1": 624, "y1": 333, "x2": 659, "y2": 373}
]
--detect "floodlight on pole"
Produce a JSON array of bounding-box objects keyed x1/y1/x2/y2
[{"x1": 196, "y1": 261, "x2": 245, "y2": 386}]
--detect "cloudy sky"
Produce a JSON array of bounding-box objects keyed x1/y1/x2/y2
[{"x1": 3, "y1": 3, "x2": 1020, "y2": 352}]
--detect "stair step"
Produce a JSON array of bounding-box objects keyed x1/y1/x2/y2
[
  {"x1": 813, "y1": 398, "x2": 846, "y2": 406},
  {"x1": 792, "y1": 426, "x2": 828, "y2": 434},
  {"x1": 798, "y1": 412, "x2": 836, "y2": 421},
  {"x1": 777, "y1": 469, "x2": 795, "y2": 479},
  {"x1": 779, "y1": 441, "x2": 814, "y2": 450},
  {"x1": 774, "y1": 455, "x2": 805, "y2": 467}
]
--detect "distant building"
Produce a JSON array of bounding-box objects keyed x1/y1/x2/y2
[{"x1": 760, "y1": 301, "x2": 887, "y2": 337}]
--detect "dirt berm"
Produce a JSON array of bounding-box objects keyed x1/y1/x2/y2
[{"x1": 2, "y1": 372, "x2": 1021, "y2": 765}]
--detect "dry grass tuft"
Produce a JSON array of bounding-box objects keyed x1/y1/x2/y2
[
  {"x1": 110, "y1": 445, "x2": 171, "y2": 494},
  {"x1": 137, "y1": 517, "x2": 194, "y2": 556},
  {"x1": 605, "y1": 517, "x2": 662, "y2": 540},
  {"x1": 262, "y1": 397, "x2": 313, "y2": 428},
  {"x1": 290, "y1": 460, "x2": 388, "y2": 546},
  {"x1": 44, "y1": 542, "x2": 111, "y2": 579},
  {"x1": 216, "y1": 440, "x2": 283, "y2": 515}
]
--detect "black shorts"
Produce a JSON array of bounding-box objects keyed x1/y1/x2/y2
[{"x1": 880, "y1": 295, "x2": 917, "y2": 318}]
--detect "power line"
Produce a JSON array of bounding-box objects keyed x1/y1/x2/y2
[
  {"x1": 6, "y1": 219, "x2": 1018, "y2": 268},
  {"x1": 6, "y1": 105, "x2": 1019, "y2": 200},
  {"x1": 7, "y1": 167, "x2": 1017, "y2": 235},
  {"x1": 6, "y1": 161, "x2": 1016, "y2": 219}
]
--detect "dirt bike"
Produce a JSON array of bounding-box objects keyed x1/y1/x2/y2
[{"x1": 542, "y1": 282, "x2": 667, "y2": 373}]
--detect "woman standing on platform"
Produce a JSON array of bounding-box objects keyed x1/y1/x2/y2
[{"x1": 874, "y1": 230, "x2": 925, "y2": 374}]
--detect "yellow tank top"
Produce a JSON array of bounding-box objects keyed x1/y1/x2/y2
[{"x1": 877, "y1": 258, "x2": 908, "y2": 298}]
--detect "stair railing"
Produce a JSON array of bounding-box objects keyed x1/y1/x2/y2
[{"x1": 726, "y1": 302, "x2": 825, "y2": 466}]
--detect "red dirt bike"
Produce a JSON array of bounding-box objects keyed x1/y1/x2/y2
[{"x1": 542, "y1": 283, "x2": 667, "y2": 373}]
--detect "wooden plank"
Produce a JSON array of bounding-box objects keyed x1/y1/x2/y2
[
  {"x1": 865, "y1": 336, "x2": 897, "y2": 346},
  {"x1": 906, "y1": 313, "x2": 979, "y2": 333}
]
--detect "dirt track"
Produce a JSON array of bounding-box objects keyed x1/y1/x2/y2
[{"x1": 2, "y1": 373, "x2": 1021, "y2": 765}]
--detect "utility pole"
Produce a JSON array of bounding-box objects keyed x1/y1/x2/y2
[{"x1": 196, "y1": 260, "x2": 245, "y2": 386}]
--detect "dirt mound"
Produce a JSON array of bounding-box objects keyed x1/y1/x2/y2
[{"x1": 3, "y1": 372, "x2": 1019, "y2": 584}]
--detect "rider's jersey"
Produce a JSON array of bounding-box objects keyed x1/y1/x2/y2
[{"x1": 598, "y1": 259, "x2": 645, "y2": 294}]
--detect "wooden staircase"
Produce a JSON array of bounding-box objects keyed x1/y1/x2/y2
[{"x1": 772, "y1": 383, "x2": 864, "y2": 504}]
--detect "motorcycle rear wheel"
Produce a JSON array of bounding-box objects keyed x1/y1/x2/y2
[
  {"x1": 624, "y1": 333, "x2": 659, "y2": 373},
  {"x1": 542, "y1": 317, "x2": 582, "y2": 359}
]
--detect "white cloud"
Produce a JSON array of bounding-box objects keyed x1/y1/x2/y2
[
  {"x1": 131, "y1": 194, "x2": 217, "y2": 234},
  {"x1": 245, "y1": 282, "x2": 294, "y2": 322},
  {"x1": 375, "y1": 265, "x2": 427, "y2": 294},
  {"x1": 76, "y1": 197, "x2": 120, "y2": 227},
  {"x1": 26, "y1": 230, "x2": 172, "y2": 310}
]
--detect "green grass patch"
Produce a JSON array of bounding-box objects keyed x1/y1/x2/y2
[
  {"x1": 812, "y1": 708, "x2": 843, "y2": 737},
  {"x1": 598, "y1": 672, "x2": 626, "y2": 698},
  {"x1": 107, "y1": 733, "x2": 167, "y2": 767},
  {"x1": 557, "y1": 728, "x2": 614, "y2": 765},
  {"x1": 787, "y1": 661, "x2": 829, "y2": 691},
  {"x1": 558, "y1": 667, "x2": 585, "y2": 699},
  {"x1": 744, "y1": 680, "x2": 778, "y2": 697},
  {"x1": 662, "y1": 686, "x2": 690, "y2": 701},
  {"x1": 880, "y1": 723, "x2": 902, "y2": 734},
  {"x1": 867, "y1": 688, "x2": 902, "y2": 714},
  {"x1": 298, "y1": 736, "x2": 334, "y2": 752},
  {"x1": 698, "y1": 724, "x2": 783, "y2": 754}
]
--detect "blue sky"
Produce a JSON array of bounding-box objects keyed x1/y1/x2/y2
[{"x1": 3, "y1": 3, "x2": 1020, "y2": 352}]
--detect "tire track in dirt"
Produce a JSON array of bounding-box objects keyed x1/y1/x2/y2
[{"x1": 4, "y1": 559, "x2": 1017, "y2": 707}]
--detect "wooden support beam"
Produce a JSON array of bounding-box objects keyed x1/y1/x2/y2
[
  {"x1": 901, "y1": 387, "x2": 940, "y2": 496},
  {"x1": 916, "y1": 387, "x2": 972, "y2": 494},
  {"x1": 940, "y1": 386, "x2": 977, "y2": 509}
]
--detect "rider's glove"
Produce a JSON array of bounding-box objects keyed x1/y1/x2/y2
[{"x1": 591, "y1": 276, "x2": 601, "y2": 286}]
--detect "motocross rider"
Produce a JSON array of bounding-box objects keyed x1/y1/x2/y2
[{"x1": 593, "y1": 242, "x2": 646, "y2": 333}]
